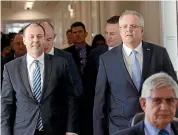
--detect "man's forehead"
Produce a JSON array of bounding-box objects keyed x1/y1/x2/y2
[
  {"x1": 13, "y1": 34, "x2": 23, "y2": 41},
  {"x1": 150, "y1": 87, "x2": 175, "y2": 97},
  {"x1": 105, "y1": 24, "x2": 119, "y2": 32},
  {"x1": 25, "y1": 24, "x2": 44, "y2": 33},
  {"x1": 72, "y1": 26, "x2": 84, "y2": 31}
]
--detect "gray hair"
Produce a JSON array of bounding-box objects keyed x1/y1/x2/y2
[
  {"x1": 141, "y1": 72, "x2": 178, "y2": 98},
  {"x1": 119, "y1": 10, "x2": 144, "y2": 27}
]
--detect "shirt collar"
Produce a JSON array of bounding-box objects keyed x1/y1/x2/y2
[
  {"x1": 109, "y1": 47, "x2": 113, "y2": 50},
  {"x1": 144, "y1": 119, "x2": 172, "y2": 135},
  {"x1": 48, "y1": 47, "x2": 54, "y2": 55},
  {"x1": 27, "y1": 53, "x2": 44, "y2": 67},
  {"x1": 123, "y1": 42, "x2": 143, "y2": 56},
  {"x1": 75, "y1": 43, "x2": 87, "y2": 50}
]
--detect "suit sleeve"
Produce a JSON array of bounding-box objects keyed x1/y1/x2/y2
[
  {"x1": 162, "y1": 48, "x2": 178, "y2": 83},
  {"x1": 1, "y1": 65, "x2": 16, "y2": 135},
  {"x1": 63, "y1": 60, "x2": 78, "y2": 134},
  {"x1": 93, "y1": 56, "x2": 108, "y2": 135},
  {"x1": 68, "y1": 54, "x2": 83, "y2": 97},
  {"x1": 162, "y1": 48, "x2": 178, "y2": 117}
]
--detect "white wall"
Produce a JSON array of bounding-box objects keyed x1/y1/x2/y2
[
  {"x1": 161, "y1": 1, "x2": 178, "y2": 76},
  {"x1": 1, "y1": 1, "x2": 162, "y2": 49}
]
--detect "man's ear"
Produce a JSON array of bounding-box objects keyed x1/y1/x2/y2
[
  {"x1": 141, "y1": 28, "x2": 144, "y2": 36},
  {"x1": 139, "y1": 97, "x2": 146, "y2": 112},
  {"x1": 54, "y1": 33, "x2": 57, "y2": 39},
  {"x1": 23, "y1": 36, "x2": 26, "y2": 47},
  {"x1": 85, "y1": 31, "x2": 88, "y2": 38},
  {"x1": 53, "y1": 34, "x2": 57, "y2": 43}
]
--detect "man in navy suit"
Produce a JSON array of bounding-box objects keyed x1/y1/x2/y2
[
  {"x1": 115, "y1": 73, "x2": 178, "y2": 135},
  {"x1": 64, "y1": 21, "x2": 92, "y2": 135},
  {"x1": 84, "y1": 15, "x2": 122, "y2": 135},
  {"x1": 93, "y1": 10, "x2": 178, "y2": 135},
  {"x1": 39, "y1": 21, "x2": 83, "y2": 98}
]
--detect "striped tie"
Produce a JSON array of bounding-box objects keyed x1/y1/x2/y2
[
  {"x1": 131, "y1": 50, "x2": 141, "y2": 90},
  {"x1": 33, "y1": 60, "x2": 43, "y2": 130},
  {"x1": 158, "y1": 129, "x2": 169, "y2": 135}
]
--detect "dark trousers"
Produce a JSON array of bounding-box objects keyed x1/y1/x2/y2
[{"x1": 34, "y1": 130, "x2": 45, "y2": 135}]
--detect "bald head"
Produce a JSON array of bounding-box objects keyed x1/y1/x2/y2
[
  {"x1": 39, "y1": 22, "x2": 56, "y2": 53},
  {"x1": 23, "y1": 23, "x2": 45, "y2": 37}
]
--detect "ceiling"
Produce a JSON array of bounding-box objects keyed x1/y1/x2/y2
[{"x1": 1, "y1": 1, "x2": 60, "y2": 10}]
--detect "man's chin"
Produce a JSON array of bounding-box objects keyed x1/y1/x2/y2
[{"x1": 44, "y1": 48, "x2": 49, "y2": 53}]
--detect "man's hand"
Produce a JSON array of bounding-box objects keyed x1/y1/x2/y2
[
  {"x1": 173, "y1": 117, "x2": 178, "y2": 122},
  {"x1": 66, "y1": 132, "x2": 78, "y2": 135}
]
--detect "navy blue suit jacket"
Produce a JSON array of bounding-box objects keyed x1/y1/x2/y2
[
  {"x1": 93, "y1": 41, "x2": 178, "y2": 135},
  {"x1": 54, "y1": 47, "x2": 83, "y2": 97},
  {"x1": 114, "y1": 121, "x2": 178, "y2": 135}
]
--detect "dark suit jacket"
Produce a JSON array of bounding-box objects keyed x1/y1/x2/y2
[
  {"x1": 114, "y1": 121, "x2": 178, "y2": 135},
  {"x1": 64, "y1": 45, "x2": 92, "y2": 135},
  {"x1": 64, "y1": 44, "x2": 92, "y2": 79},
  {"x1": 1, "y1": 54, "x2": 78, "y2": 135},
  {"x1": 1, "y1": 53, "x2": 15, "y2": 83},
  {"x1": 54, "y1": 47, "x2": 83, "y2": 97},
  {"x1": 93, "y1": 41, "x2": 178, "y2": 135},
  {"x1": 83, "y1": 45, "x2": 108, "y2": 135}
]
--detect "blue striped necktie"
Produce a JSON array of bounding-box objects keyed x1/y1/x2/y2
[
  {"x1": 33, "y1": 60, "x2": 43, "y2": 130},
  {"x1": 131, "y1": 50, "x2": 141, "y2": 90},
  {"x1": 158, "y1": 129, "x2": 169, "y2": 135}
]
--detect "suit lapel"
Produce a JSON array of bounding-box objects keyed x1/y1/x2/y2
[
  {"x1": 136, "y1": 121, "x2": 145, "y2": 135},
  {"x1": 141, "y1": 41, "x2": 152, "y2": 86},
  {"x1": 19, "y1": 55, "x2": 35, "y2": 100},
  {"x1": 41, "y1": 54, "x2": 52, "y2": 101},
  {"x1": 171, "y1": 121, "x2": 178, "y2": 134},
  {"x1": 115, "y1": 45, "x2": 136, "y2": 89}
]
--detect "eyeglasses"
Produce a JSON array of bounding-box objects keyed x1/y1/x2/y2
[
  {"x1": 147, "y1": 97, "x2": 177, "y2": 106},
  {"x1": 119, "y1": 24, "x2": 141, "y2": 31}
]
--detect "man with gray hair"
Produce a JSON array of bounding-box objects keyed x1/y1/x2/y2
[
  {"x1": 115, "y1": 72, "x2": 178, "y2": 135},
  {"x1": 93, "y1": 10, "x2": 178, "y2": 135}
]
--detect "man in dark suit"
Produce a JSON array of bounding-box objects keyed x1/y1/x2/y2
[
  {"x1": 93, "y1": 10, "x2": 178, "y2": 135},
  {"x1": 1, "y1": 23, "x2": 78, "y2": 135},
  {"x1": 114, "y1": 73, "x2": 178, "y2": 135},
  {"x1": 64, "y1": 21, "x2": 92, "y2": 79},
  {"x1": 84, "y1": 15, "x2": 122, "y2": 135},
  {"x1": 64, "y1": 22, "x2": 92, "y2": 135},
  {"x1": 2, "y1": 33, "x2": 26, "y2": 64},
  {"x1": 1, "y1": 33, "x2": 27, "y2": 83},
  {"x1": 39, "y1": 21, "x2": 83, "y2": 98}
]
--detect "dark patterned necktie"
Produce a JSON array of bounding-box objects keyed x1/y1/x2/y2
[
  {"x1": 158, "y1": 129, "x2": 169, "y2": 135},
  {"x1": 77, "y1": 47, "x2": 86, "y2": 74}
]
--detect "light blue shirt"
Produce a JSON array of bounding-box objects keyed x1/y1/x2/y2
[{"x1": 144, "y1": 119, "x2": 174, "y2": 135}]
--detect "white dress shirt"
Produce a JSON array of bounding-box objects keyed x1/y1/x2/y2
[
  {"x1": 48, "y1": 47, "x2": 54, "y2": 55},
  {"x1": 109, "y1": 47, "x2": 114, "y2": 50},
  {"x1": 122, "y1": 42, "x2": 143, "y2": 78},
  {"x1": 26, "y1": 53, "x2": 44, "y2": 93}
]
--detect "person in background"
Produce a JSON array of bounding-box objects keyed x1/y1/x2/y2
[
  {"x1": 66, "y1": 29, "x2": 74, "y2": 46},
  {"x1": 1, "y1": 33, "x2": 27, "y2": 83},
  {"x1": 39, "y1": 21, "x2": 83, "y2": 98},
  {"x1": 115, "y1": 72, "x2": 178, "y2": 135},
  {"x1": 91, "y1": 34, "x2": 106, "y2": 49},
  {"x1": 64, "y1": 21, "x2": 92, "y2": 135},
  {"x1": 84, "y1": 15, "x2": 121, "y2": 135}
]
